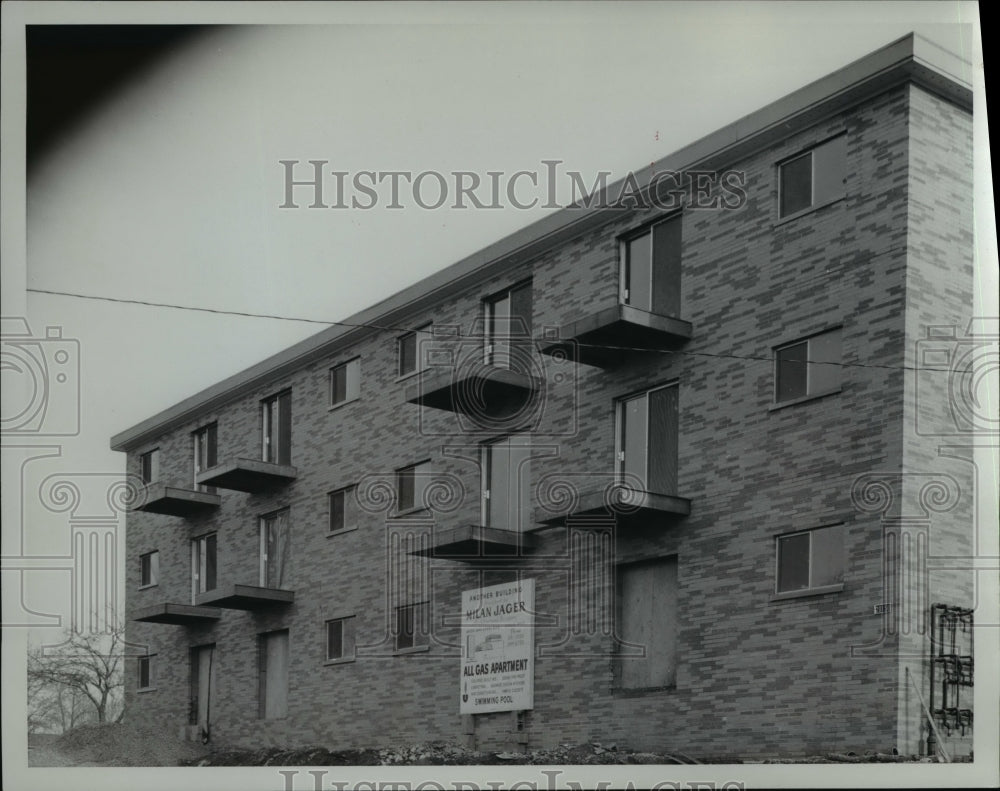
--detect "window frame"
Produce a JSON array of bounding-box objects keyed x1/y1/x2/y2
[
  {"x1": 617, "y1": 212, "x2": 682, "y2": 316},
  {"x1": 261, "y1": 390, "x2": 292, "y2": 465},
  {"x1": 772, "y1": 523, "x2": 846, "y2": 600},
  {"x1": 329, "y1": 357, "x2": 361, "y2": 409},
  {"x1": 614, "y1": 381, "x2": 679, "y2": 496},
  {"x1": 137, "y1": 654, "x2": 156, "y2": 692},
  {"x1": 777, "y1": 133, "x2": 847, "y2": 221},
  {"x1": 327, "y1": 485, "x2": 358, "y2": 536},
  {"x1": 614, "y1": 555, "x2": 678, "y2": 693},
  {"x1": 395, "y1": 459, "x2": 432, "y2": 515},
  {"x1": 394, "y1": 602, "x2": 429, "y2": 654},
  {"x1": 193, "y1": 422, "x2": 218, "y2": 492},
  {"x1": 771, "y1": 327, "x2": 843, "y2": 407},
  {"x1": 324, "y1": 615, "x2": 357, "y2": 665},
  {"x1": 139, "y1": 550, "x2": 159, "y2": 589},
  {"x1": 397, "y1": 324, "x2": 431, "y2": 379},
  {"x1": 191, "y1": 532, "x2": 217, "y2": 600},
  {"x1": 483, "y1": 279, "x2": 533, "y2": 370},
  {"x1": 259, "y1": 508, "x2": 291, "y2": 589},
  {"x1": 480, "y1": 432, "x2": 532, "y2": 531},
  {"x1": 139, "y1": 448, "x2": 160, "y2": 485}
]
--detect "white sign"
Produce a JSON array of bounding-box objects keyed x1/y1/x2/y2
[{"x1": 460, "y1": 578, "x2": 534, "y2": 714}]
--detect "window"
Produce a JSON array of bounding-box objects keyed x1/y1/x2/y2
[
  {"x1": 330, "y1": 358, "x2": 360, "y2": 407},
  {"x1": 398, "y1": 326, "x2": 430, "y2": 377},
  {"x1": 328, "y1": 486, "x2": 357, "y2": 534},
  {"x1": 482, "y1": 433, "x2": 532, "y2": 531},
  {"x1": 616, "y1": 383, "x2": 679, "y2": 496},
  {"x1": 258, "y1": 630, "x2": 289, "y2": 719},
  {"x1": 394, "y1": 602, "x2": 429, "y2": 652},
  {"x1": 139, "y1": 449, "x2": 159, "y2": 484},
  {"x1": 617, "y1": 557, "x2": 677, "y2": 690},
  {"x1": 260, "y1": 509, "x2": 290, "y2": 589},
  {"x1": 192, "y1": 534, "x2": 217, "y2": 598},
  {"x1": 189, "y1": 645, "x2": 215, "y2": 728},
  {"x1": 262, "y1": 391, "x2": 292, "y2": 465},
  {"x1": 485, "y1": 281, "x2": 532, "y2": 372},
  {"x1": 620, "y1": 214, "x2": 681, "y2": 317},
  {"x1": 776, "y1": 524, "x2": 845, "y2": 595},
  {"x1": 779, "y1": 134, "x2": 846, "y2": 218},
  {"x1": 139, "y1": 551, "x2": 159, "y2": 588},
  {"x1": 137, "y1": 654, "x2": 155, "y2": 691},
  {"x1": 193, "y1": 423, "x2": 217, "y2": 492},
  {"x1": 325, "y1": 616, "x2": 357, "y2": 663},
  {"x1": 774, "y1": 328, "x2": 842, "y2": 404},
  {"x1": 396, "y1": 460, "x2": 431, "y2": 513}
]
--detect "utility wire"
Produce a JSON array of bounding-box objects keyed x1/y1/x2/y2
[{"x1": 26, "y1": 286, "x2": 962, "y2": 374}]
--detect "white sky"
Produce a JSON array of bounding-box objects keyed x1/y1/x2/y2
[{"x1": 1, "y1": 2, "x2": 995, "y2": 788}]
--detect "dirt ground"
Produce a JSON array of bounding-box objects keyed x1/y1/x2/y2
[{"x1": 28, "y1": 724, "x2": 951, "y2": 767}]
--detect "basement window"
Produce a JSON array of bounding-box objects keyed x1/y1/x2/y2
[
  {"x1": 778, "y1": 134, "x2": 846, "y2": 218},
  {"x1": 774, "y1": 524, "x2": 845, "y2": 597}
]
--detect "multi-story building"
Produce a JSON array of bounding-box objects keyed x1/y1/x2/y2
[{"x1": 111, "y1": 34, "x2": 978, "y2": 760}]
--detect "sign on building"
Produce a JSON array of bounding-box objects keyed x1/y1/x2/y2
[{"x1": 460, "y1": 578, "x2": 534, "y2": 714}]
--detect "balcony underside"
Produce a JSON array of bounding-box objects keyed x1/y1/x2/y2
[
  {"x1": 540, "y1": 305, "x2": 692, "y2": 367},
  {"x1": 196, "y1": 459, "x2": 297, "y2": 493},
  {"x1": 405, "y1": 366, "x2": 539, "y2": 417},
  {"x1": 133, "y1": 603, "x2": 222, "y2": 625},
  {"x1": 409, "y1": 525, "x2": 538, "y2": 561},
  {"x1": 132, "y1": 483, "x2": 221, "y2": 517},
  {"x1": 195, "y1": 584, "x2": 294, "y2": 610},
  {"x1": 535, "y1": 487, "x2": 691, "y2": 527}
]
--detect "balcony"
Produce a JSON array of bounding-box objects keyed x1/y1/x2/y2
[
  {"x1": 196, "y1": 458, "x2": 297, "y2": 493},
  {"x1": 410, "y1": 525, "x2": 538, "y2": 562},
  {"x1": 133, "y1": 602, "x2": 222, "y2": 625},
  {"x1": 131, "y1": 483, "x2": 221, "y2": 517},
  {"x1": 405, "y1": 365, "x2": 540, "y2": 418},
  {"x1": 535, "y1": 483, "x2": 690, "y2": 528},
  {"x1": 195, "y1": 583, "x2": 294, "y2": 610},
  {"x1": 540, "y1": 304, "x2": 692, "y2": 368}
]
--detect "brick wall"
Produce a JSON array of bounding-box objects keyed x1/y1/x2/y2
[{"x1": 124, "y1": 79, "x2": 972, "y2": 759}]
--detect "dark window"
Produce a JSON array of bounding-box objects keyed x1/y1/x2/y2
[
  {"x1": 139, "y1": 449, "x2": 159, "y2": 484},
  {"x1": 328, "y1": 486, "x2": 357, "y2": 534},
  {"x1": 330, "y1": 358, "x2": 360, "y2": 406},
  {"x1": 326, "y1": 616, "x2": 356, "y2": 662},
  {"x1": 394, "y1": 603, "x2": 428, "y2": 651},
  {"x1": 617, "y1": 383, "x2": 679, "y2": 496},
  {"x1": 262, "y1": 391, "x2": 292, "y2": 465},
  {"x1": 193, "y1": 423, "x2": 218, "y2": 492},
  {"x1": 621, "y1": 214, "x2": 681, "y2": 317},
  {"x1": 617, "y1": 557, "x2": 677, "y2": 689},
  {"x1": 137, "y1": 655, "x2": 154, "y2": 690},
  {"x1": 192, "y1": 534, "x2": 217, "y2": 595},
  {"x1": 397, "y1": 461, "x2": 431, "y2": 513},
  {"x1": 485, "y1": 281, "x2": 532, "y2": 372},
  {"x1": 776, "y1": 525, "x2": 845, "y2": 593},
  {"x1": 779, "y1": 135, "x2": 846, "y2": 217},
  {"x1": 139, "y1": 551, "x2": 159, "y2": 588},
  {"x1": 774, "y1": 328, "x2": 842, "y2": 403},
  {"x1": 398, "y1": 326, "x2": 430, "y2": 377},
  {"x1": 260, "y1": 509, "x2": 290, "y2": 589}
]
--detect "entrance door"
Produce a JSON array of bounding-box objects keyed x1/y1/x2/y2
[
  {"x1": 622, "y1": 216, "x2": 681, "y2": 317},
  {"x1": 259, "y1": 630, "x2": 289, "y2": 719},
  {"x1": 189, "y1": 644, "x2": 216, "y2": 735}
]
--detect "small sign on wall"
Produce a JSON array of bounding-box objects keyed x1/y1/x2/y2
[
  {"x1": 460, "y1": 579, "x2": 534, "y2": 714},
  {"x1": 873, "y1": 603, "x2": 893, "y2": 615}
]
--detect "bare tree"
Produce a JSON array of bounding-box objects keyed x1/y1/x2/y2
[{"x1": 27, "y1": 622, "x2": 125, "y2": 728}]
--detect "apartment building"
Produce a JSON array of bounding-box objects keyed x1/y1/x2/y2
[{"x1": 111, "y1": 34, "x2": 977, "y2": 760}]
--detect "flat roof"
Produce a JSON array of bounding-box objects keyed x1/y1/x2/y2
[{"x1": 111, "y1": 32, "x2": 972, "y2": 452}]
